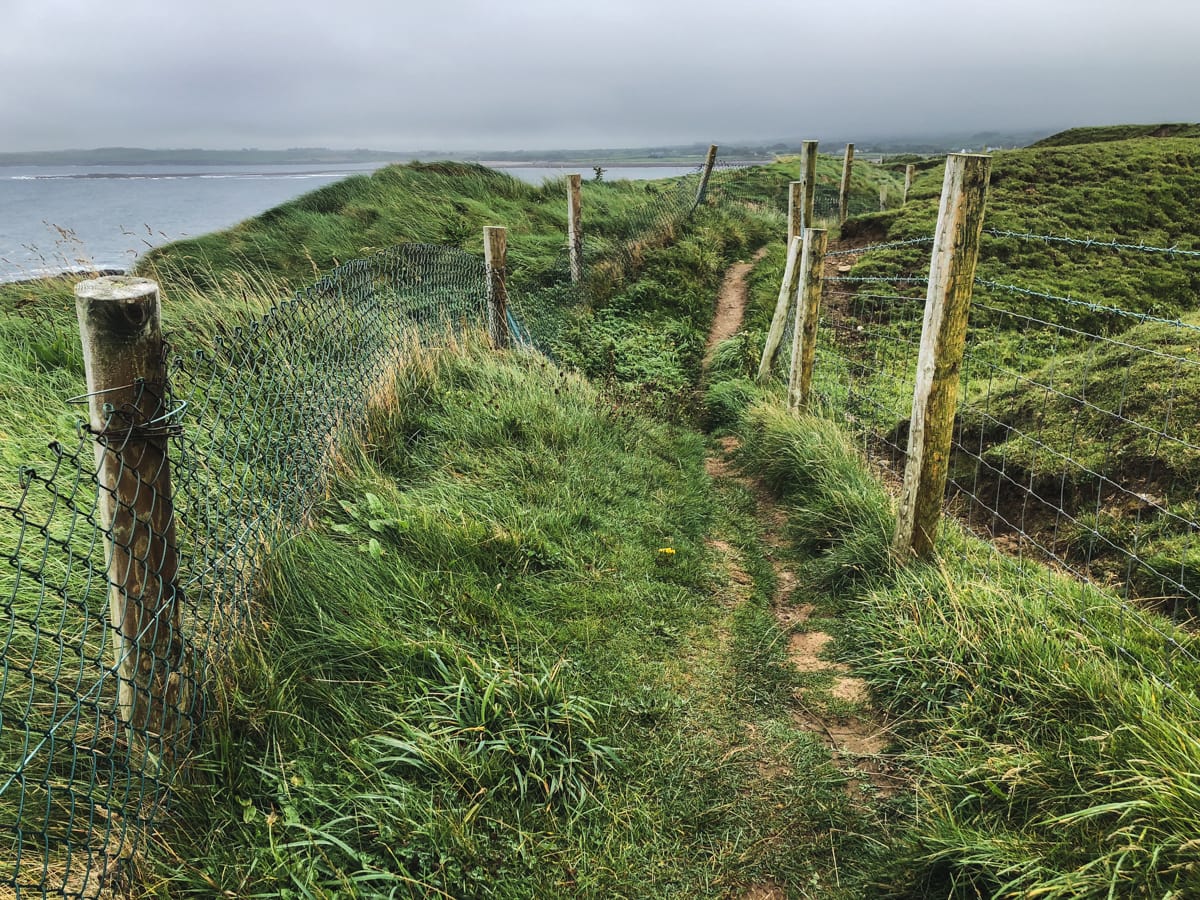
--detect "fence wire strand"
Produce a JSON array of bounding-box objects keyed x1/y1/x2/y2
[{"x1": 765, "y1": 214, "x2": 1200, "y2": 727}]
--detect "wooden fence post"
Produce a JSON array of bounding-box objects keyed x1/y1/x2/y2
[
  {"x1": 694, "y1": 144, "x2": 719, "y2": 209},
  {"x1": 74, "y1": 275, "x2": 185, "y2": 738},
  {"x1": 484, "y1": 226, "x2": 511, "y2": 348},
  {"x1": 787, "y1": 228, "x2": 829, "y2": 410},
  {"x1": 787, "y1": 181, "x2": 803, "y2": 245},
  {"x1": 756, "y1": 235, "x2": 802, "y2": 382},
  {"x1": 893, "y1": 154, "x2": 992, "y2": 560},
  {"x1": 903, "y1": 164, "x2": 915, "y2": 205},
  {"x1": 879, "y1": 184, "x2": 888, "y2": 211},
  {"x1": 567, "y1": 173, "x2": 583, "y2": 283},
  {"x1": 838, "y1": 143, "x2": 855, "y2": 223},
  {"x1": 799, "y1": 140, "x2": 818, "y2": 231}
]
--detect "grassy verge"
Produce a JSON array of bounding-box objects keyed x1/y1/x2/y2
[
  {"x1": 730, "y1": 395, "x2": 1200, "y2": 898},
  {"x1": 146, "y1": 340, "x2": 892, "y2": 898}
]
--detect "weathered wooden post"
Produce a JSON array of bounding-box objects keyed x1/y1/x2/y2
[
  {"x1": 484, "y1": 226, "x2": 511, "y2": 348},
  {"x1": 893, "y1": 154, "x2": 992, "y2": 560},
  {"x1": 787, "y1": 228, "x2": 829, "y2": 410},
  {"x1": 74, "y1": 275, "x2": 185, "y2": 738},
  {"x1": 756, "y1": 235, "x2": 803, "y2": 382},
  {"x1": 799, "y1": 140, "x2": 818, "y2": 231},
  {"x1": 838, "y1": 143, "x2": 855, "y2": 224},
  {"x1": 903, "y1": 164, "x2": 915, "y2": 205},
  {"x1": 787, "y1": 181, "x2": 804, "y2": 245},
  {"x1": 693, "y1": 144, "x2": 719, "y2": 209},
  {"x1": 567, "y1": 173, "x2": 583, "y2": 283},
  {"x1": 879, "y1": 184, "x2": 888, "y2": 211}
]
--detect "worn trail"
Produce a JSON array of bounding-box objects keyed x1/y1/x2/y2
[
  {"x1": 700, "y1": 255, "x2": 906, "y2": 897},
  {"x1": 704, "y1": 247, "x2": 769, "y2": 368}
]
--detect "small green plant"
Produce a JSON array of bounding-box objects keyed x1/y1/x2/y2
[{"x1": 376, "y1": 653, "x2": 617, "y2": 808}]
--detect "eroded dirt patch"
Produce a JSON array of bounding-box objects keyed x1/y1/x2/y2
[
  {"x1": 705, "y1": 430, "x2": 900, "y2": 802},
  {"x1": 787, "y1": 631, "x2": 847, "y2": 673},
  {"x1": 704, "y1": 247, "x2": 769, "y2": 367}
]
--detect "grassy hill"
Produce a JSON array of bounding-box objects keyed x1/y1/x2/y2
[
  {"x1": 1031, "y1": 123, "x2": 1200, "y2": 147},
  {"x1": 714, "y1": 132, "x2": 1200, "y2": 896},
  {"x1": 4, "y1": 138, "x2": 1200, "y2": 898}
]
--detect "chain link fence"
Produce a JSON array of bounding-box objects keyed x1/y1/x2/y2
[
  {"x1": 4, "y1": 244, "x2": 487, "y2": 897},
  {"x1": 2, "y1": 153, "x2": 728, "y2": 896}
]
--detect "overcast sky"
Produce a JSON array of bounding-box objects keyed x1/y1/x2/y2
[{"x1": 3, "y1": 0, "x2": 1197, "y2": 152}]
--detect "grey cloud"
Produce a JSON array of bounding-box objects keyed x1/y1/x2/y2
[{"x1": 2, "y1": 0, "x2": 1197, "y2": 152}]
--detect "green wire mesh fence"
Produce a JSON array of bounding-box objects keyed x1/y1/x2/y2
[
  {"x1": 507, "y1": 163, "x2": 710, "y2": 355},
  {"x1": 2, "y1": 153, "x2": 727, "y2": 896},
  {"x1": 2, "y1": 244, "x2": 489, "y2": 897}
]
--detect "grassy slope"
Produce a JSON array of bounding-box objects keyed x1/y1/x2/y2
[
  {"x1": 0, "y1": 162, "x2": 718, "y2": 507},
  {"x1": 17, "y1": 133, "x2": 1199, "y2": 898},
  {"x1": 713, "y1": 152, "x2": 903, "y2": 219},
  {"x1": 0, "y1": 158, "x2": 906, "y2": 897},
  {"x1": 148, "y1": 342, "x2": 897, "y2": 898},
  {"x1": 727, "y1": 400, "x2": 1200, "y2": 898},
  {"x1": 1031, "y1": 123, "x2": 1200, "y2": 148},
  {"x1": 794, "y1": 137, "x2": 1200, "y2": 610},
  {"x1": 699, "y1": 133, "x2": 1200, "y2": 896}
]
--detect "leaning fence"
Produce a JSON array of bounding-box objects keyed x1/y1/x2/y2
[
  {"x1": 758, "y1": 153, "x2": 1200, "y2": 713},
  {"x1": 0, "y1": 153, "x2": 722, "y2": 897}
]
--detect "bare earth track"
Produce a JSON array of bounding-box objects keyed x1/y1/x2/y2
[{"x1": 703, "y1": 251, "x2": 904, "y2": 896}]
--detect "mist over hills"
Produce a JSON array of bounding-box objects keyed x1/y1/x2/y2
[{"x1": 0, "y1": 126, "x2": 1092, "y2": 167}]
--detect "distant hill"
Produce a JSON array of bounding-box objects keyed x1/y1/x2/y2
[{"x1": 1032, "y1": 123, "x2": 1200, "y2": 148}]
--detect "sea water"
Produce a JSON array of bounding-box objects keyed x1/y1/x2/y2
[{"x1": 0, "y1": 162, "x2": 696, "y2": 282}]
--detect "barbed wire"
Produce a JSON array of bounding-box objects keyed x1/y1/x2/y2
[
  {"x1": 984, "y1": 228, "x2": 1200, "y2": 258},
  {"x1": 974, "y1": 277, "x2": 1200, "y2": 333},
  {"x1": 826, "y1": 236, "x2": 935, "y2": 258}
]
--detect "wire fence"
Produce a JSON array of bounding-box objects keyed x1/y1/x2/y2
[
  {"x1": 779, "y1": 222, "x2": 1200, "y2": 703},
  {"x1": 0, "y1": 158, "x2": 719, "y2": 897},
  {"x1": 506, "y1": 163, "x2": 710, "y2": 356},
  {"x1": 2, "y1": 244, "x2": 488, "y2": 897},
  {"x1": 706, "y1": 159, "x2": 884, "y2": 221}
]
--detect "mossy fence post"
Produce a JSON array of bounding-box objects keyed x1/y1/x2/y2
[
  {"x1": 799, "y1": 140, "x2": 818, "y2": 231},
  {"x1": 786, "y1": 227, "x2": 828, "y2": 410},
  {"x1": 788, "y1": 181, "x2": 803, "y2": 245},
  {"x1": 903, "y1": 164, "x2": 915, "y2": 205},
  {"x1": 757, "y1": 235, "x2": 802, "y2": 381},
  {"x1": 893, "y1": 154, "x2": 992, "y2": 560},
  {"x1": 693, "y1": 144, "x2": 719, "y2": 209},
  {"x1": 838, "y1": 143, "x2": 855, "y2": 223},
  {"x1": 74, "y1": 275, "x2": 186, "y2": 740},
  {"x1": 484, "y1": 225, "x2": 511, "y2": 348},
  {"x1": 756, "y1": 142, "x2": 821, "y2": 381},
  {"x1": 567, "y1": 173, "x2": 583, "y2": 283}
]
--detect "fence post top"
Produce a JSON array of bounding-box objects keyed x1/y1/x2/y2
[{"x1": 74, "y1": 275, "x2": 158, "y2": 301}]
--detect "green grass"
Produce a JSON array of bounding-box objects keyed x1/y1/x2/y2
[
  {"x1": 147, "y1": 341, "x2": 894, "y2": 898},
  {"x1": 844, "y1": 138, "x2": 1200, "y2": 324},
  {"x1": 766, "y1": 136, "x2": 1200, "y2": 614},
  {"x1": 12, "y1": 130, "x2": 1200, "y2": 898},
  {"x1": 2, "y1": 155, "x2": 909, "y2": 896},
  {"x1": 711, "y1": 153, "x2": 903, "y2": 220},
  {"x1": 730, "y1": 398, "x2": 1200, "y2": 898},
  {"x1": 1031, "y1": 123, "x2": 1200, "y2": 148}
]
